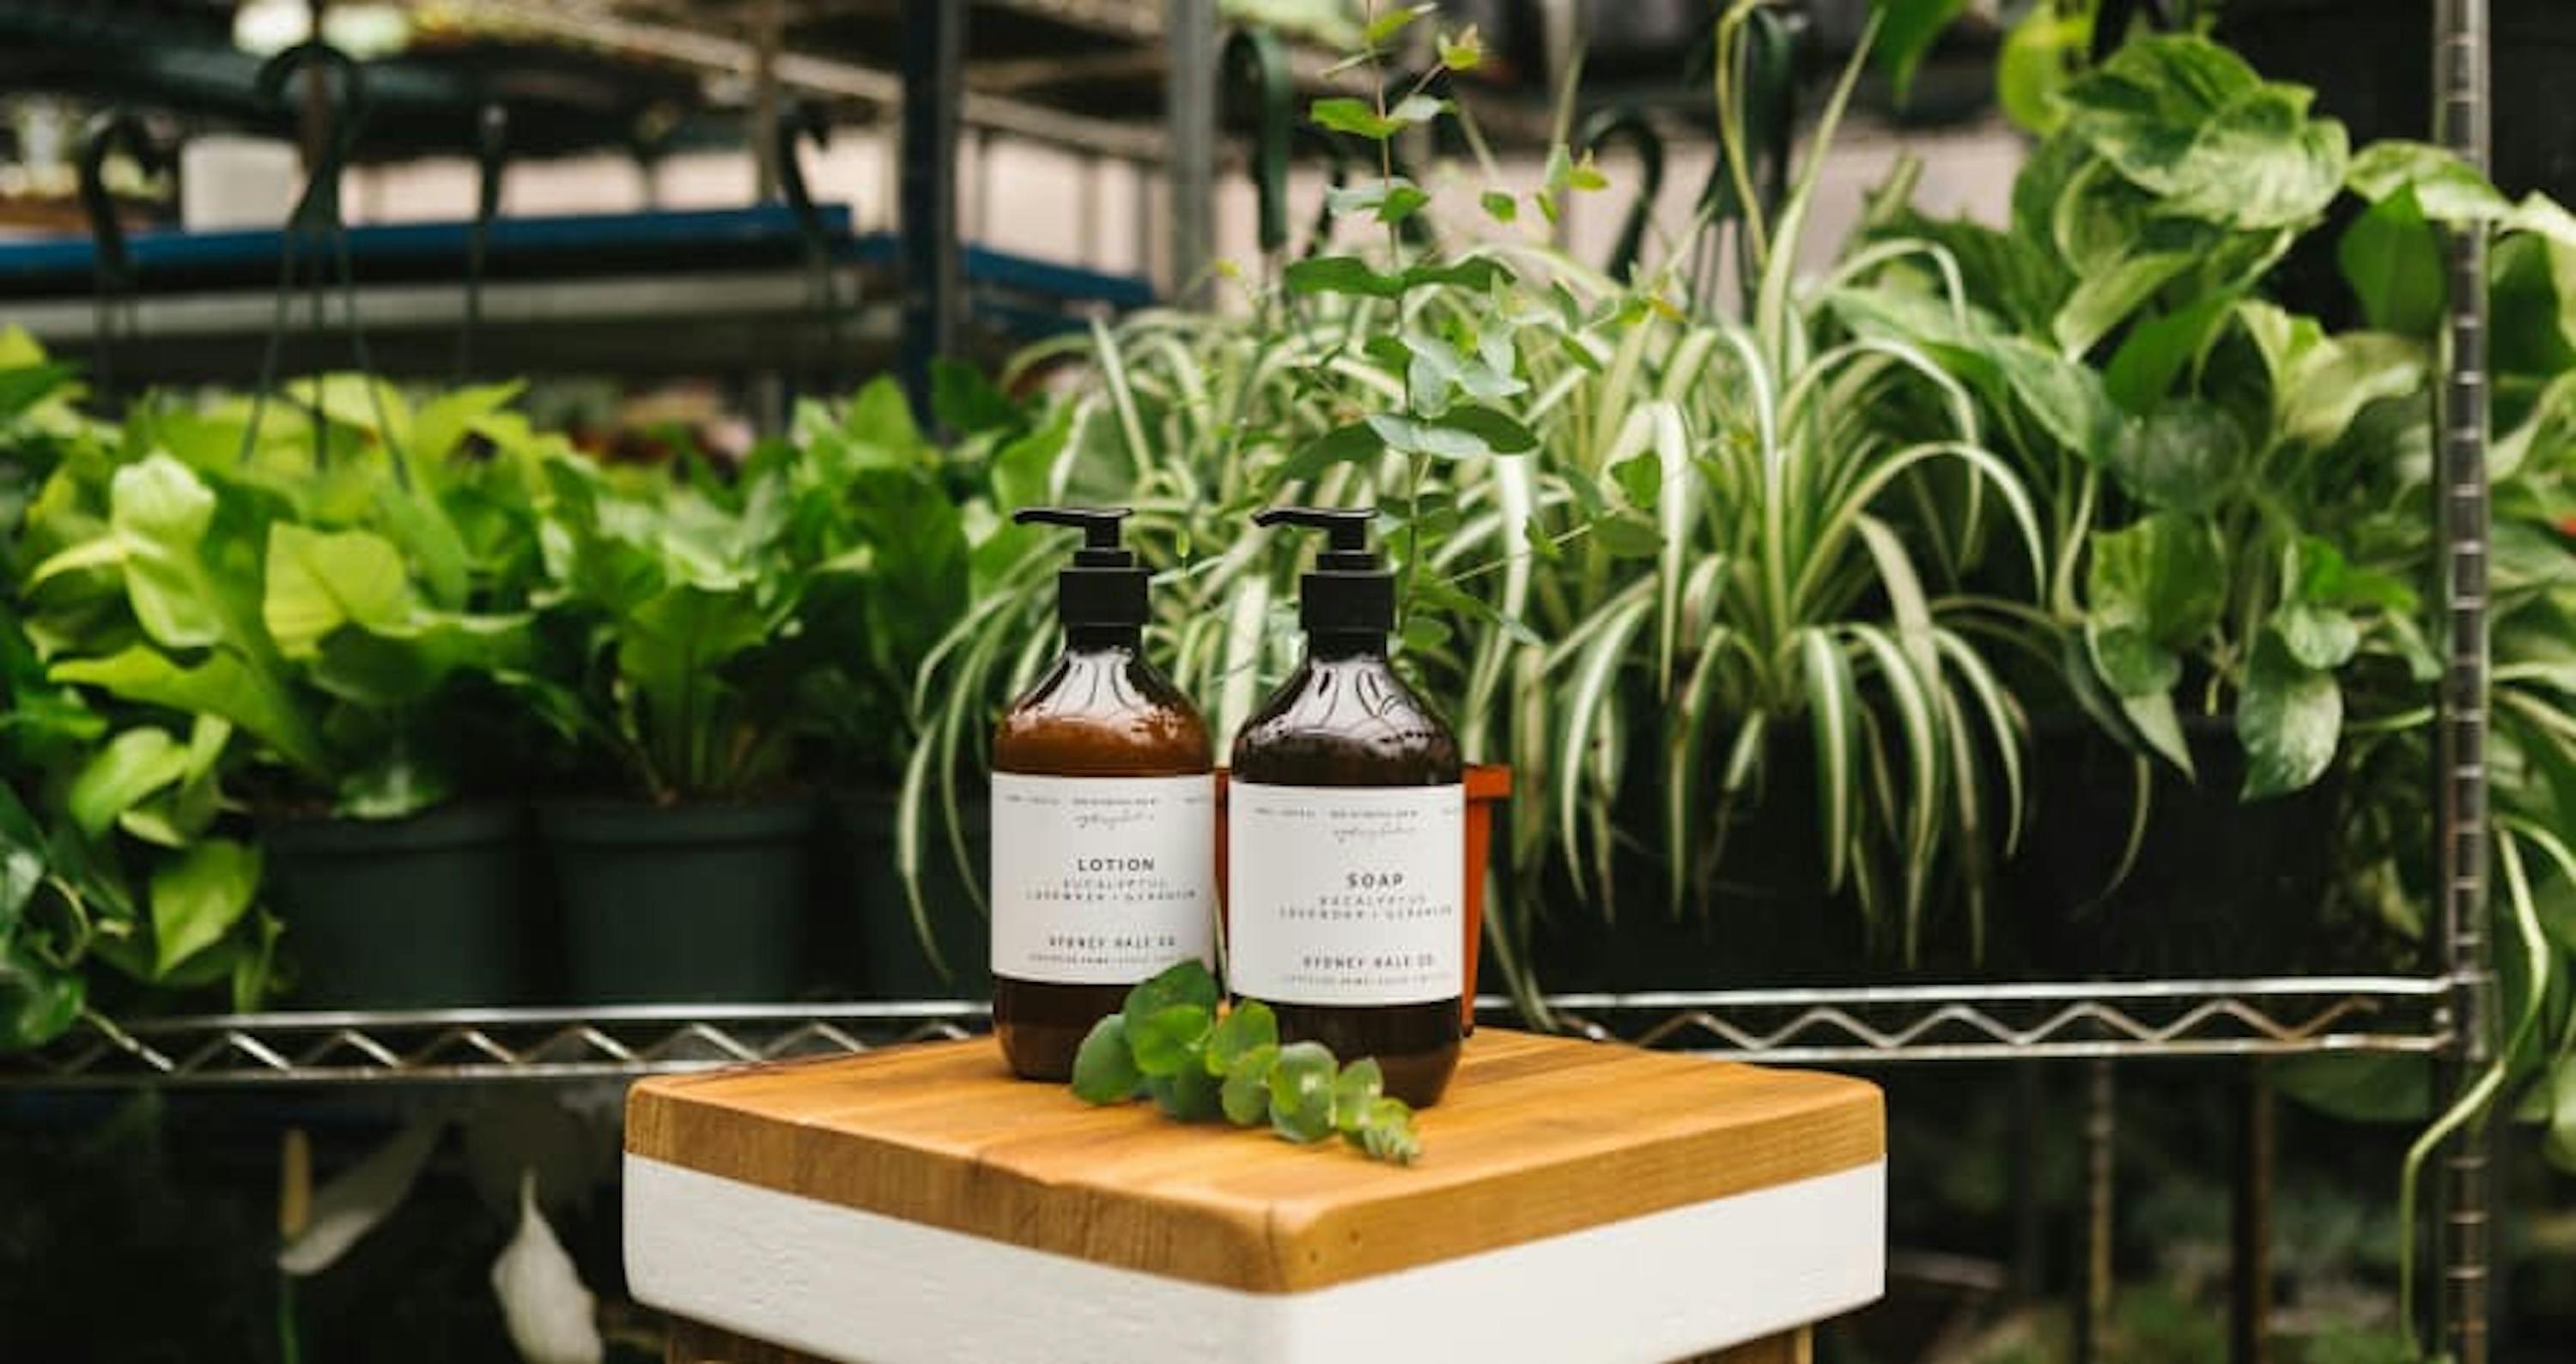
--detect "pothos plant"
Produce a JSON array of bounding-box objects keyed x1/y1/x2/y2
[
  {"x1": 507, "y1": 375, "x2": 969, "y2": 804},
  {"x1": 7, "y1": 369, "x2": 544, "y2": 1007},
  {"x1": 1842, "y1": 33, "x2": 2430, "y2": 798},
  {"x1": 1070, "y1": 960, "x2": 1422, "y2": 1164},
  {"x1": 2252, "y1": 143, "x2": 2576, "y2": 1350},
  {"x1": 0, "y1": 336, "x2": 122, "y2": 1044}
]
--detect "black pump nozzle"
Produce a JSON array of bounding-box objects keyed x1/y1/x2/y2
[
  {"x1": 1255, "y1": 505, "x2": 1394, "y2": 635},
  {"x1": 1018, "y1": 506, "x2": 1146, "y2": 628},
  {"x1": 1016, "y1": 505, "x2": 1136, "y2": 567}
]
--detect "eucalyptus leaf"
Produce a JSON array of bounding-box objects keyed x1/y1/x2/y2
[
  {"x1": 1220, "y1": 1045, "x2": 1279, "y2": 1125},
  {"x1": 1308, "y1": 95, "x2": 1441, "y2": 142},
  {"x1": 1367, "y1": 414, "x2": 1488, "y2": 460},
  {"x1": 1352, "y1": 1096, "x2": 1421, "y2": 1164},
  {"x1": 1146, "y1": 1068, "x2": 1224, "y2": 1122},
  {"x1": 1130, "y1": 1003, "x2": 1213, "y2": 1078},
  {"x1": 1435, "y1": 405, "x2": 1539, "y2": 455},
  {"x1": 1284, "y1": 255, "x2": 1510, "y2": 300},
  {"x1": 1331, "y1": 1056, "x2": 1385, "y2": 1135},
  {"x1": 1206, "y1": 999, "x2": 1279, "y2": 1074},
  {"x1": 1364, "y1": 3, "x2": 1431, "y2": 45},
  {"x1": 1591, "y1": 512, "x2": 1663, "y2": 559},
  {"x1": 1121, "y1": 958, "x2": 1222, "y2": 1034},
  {"x1": 1327, "y1": 177, "x2": 1431, "y2": 226},
  {"x1": 1267, "y1": 1040, "x2": 1337, "y2": 1143},
  {"x1": 1071, "y1": 1015, "x2": 1143, "y2": 1103}
]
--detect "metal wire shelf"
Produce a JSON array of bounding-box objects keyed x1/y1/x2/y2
[
  {"x1": 1534, "y1": 976, "x2": 2452, "y2": 1064},
  {"x1": 0, "y1": 977, "x2": 2451, "y2": 1088}
]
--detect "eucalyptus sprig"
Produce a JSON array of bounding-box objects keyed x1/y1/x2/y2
[{"x1": 1069, "y1": 961, "x2": 1423, "y2": 1165}]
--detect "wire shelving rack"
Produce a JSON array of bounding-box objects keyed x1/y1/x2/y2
[{"x1": 0, "y1": 977, "x2": 2449, "y2": 1088}]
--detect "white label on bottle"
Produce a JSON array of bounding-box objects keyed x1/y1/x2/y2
[
  {"x1": 1226, "y1": 782, "x2": 1464, "y2": 1006},
  {"x1": 989, "y1": 773, "x2": 1218, "y2": 985}
]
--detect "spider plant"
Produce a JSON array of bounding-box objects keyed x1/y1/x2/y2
[{"x1": 1501, "y1": 1, "x2": 2046, "y2": 973}]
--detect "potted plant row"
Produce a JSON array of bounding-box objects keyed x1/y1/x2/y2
[{"x1": 0, "y1": 353, "x2": 991, "y2": 1016}]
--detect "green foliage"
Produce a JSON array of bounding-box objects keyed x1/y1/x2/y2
[
  {"x1": 0, "y1": 343, "x2": 966, "y2": 1029},
  {"x1": 1848, "y1": 33, "x2": 2413, "y2": 803},
  {"x1": 1069, "y1": 961, "x2": 1422, "y2": 1164},
  {"x1": 20, "y1": 381, "x2": 539, "y2": 817},
  {"x1": 912, "y1": 5, "x2": 2044, "y2": 995},
  {"x1": 496, "y1": 375, "x2": 969, "y2": 802}
]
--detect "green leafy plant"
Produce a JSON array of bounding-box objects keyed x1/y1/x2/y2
[
  {"x1": 1070, "y1": 960, "x2": 1422, "y2": 1164},
  {"x1": 910, "y1": 2, "x2": 2048, "y2": 995},
  {"x1": 897, "y1": 9, "x2": 1571, "y2": 987},
  {"x1": 1, "y1": 364, "x2": 558, "y2": 1008},
  {"x1": 505, "y1": 375, "x2": 967, "y2": 803},
  {"x1": 1844, "y1": 33, "x2": 2427, "y2": 798},
  {"x1": 19, "y1": 377, "x2": 541, "y2": 816}
]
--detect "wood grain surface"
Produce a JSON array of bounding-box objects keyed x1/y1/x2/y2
[{"x1": 627, "y1": 1028, "x2": 1881, "y2": 1294}]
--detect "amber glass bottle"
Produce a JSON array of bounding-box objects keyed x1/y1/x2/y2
[
  {"x1": 990, "y1": 507, "x2": 1215, "y2": 1081},
  {"x1": 1229, "y1": 507, "x2": 1464, "y2": 1107}
]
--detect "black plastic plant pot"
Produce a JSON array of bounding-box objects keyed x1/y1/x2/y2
[
  {"x1": 263, "y1": 802, "x2": 533, "y2": 1009},
  {"x1": 825, "y1": 789, "x2": 990, "y2": 1001},
  {"x1": 2001, "y1": 717, "x2": 2402, "y2": 980},
  {"x1": 1524, "y1": 717, "x2": 1900, "y2": 993},
  {"x1": 542, "y1": 798, "x2": 816, "y2": 1005}
]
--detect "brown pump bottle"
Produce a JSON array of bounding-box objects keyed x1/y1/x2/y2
[
  {"x1": 990, "y1": 507, "x2": 1216, "y2": 1081},
  {"x1": 1228, "y1": 507, "x2": 1464, "y2": 1107}
]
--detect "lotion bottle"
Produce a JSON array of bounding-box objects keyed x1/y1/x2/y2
[
  {"x1": 991, "y1": 506, "x2": 1217, "y2": 1081},
  {"x1": 1228, "y1": 506, "x2": 1464, "y2": 1106}
]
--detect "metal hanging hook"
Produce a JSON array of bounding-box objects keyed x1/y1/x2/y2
[
  {"x1": 1221, "y1": 27, "x2": 1293, "y2": 263},
  {"x1": 254, "y1": 40, "x2": 369, "y2": 235},
  {"x1": 459, "y1": 100, "x2": 509, "y2": 382},
  {"x1": 774, "y1": 99, "x2": 847, "y2": 396},
  {"x1": 76, "y1": 108, "x2": 166, "y2": 403},
  {"x1": 1694, "y1": 3, "x2": 1801, "y2": 312},
  {"x1": 240, "y1": 39, "x2": 409, "y2": 484}
]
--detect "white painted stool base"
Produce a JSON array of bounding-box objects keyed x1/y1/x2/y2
[{"x1": 626, "y1": 1155, "x2": 1886, "y2": 1364}]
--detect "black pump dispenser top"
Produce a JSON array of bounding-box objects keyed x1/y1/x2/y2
[
  {"x1": 1017, "y1": 506, "x2": 1146, "y2": 629},
  {"x1": 1255, "y1": 506, "x2": 1394, "y2": 635}
]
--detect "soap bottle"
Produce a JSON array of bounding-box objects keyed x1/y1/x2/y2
[
  {"x1": 1228, "y1": 506, "x2": 1465, "y2": 1107},
  {"x1": 990, "y1": 506, "x2": 1218, "y2": 1082}
]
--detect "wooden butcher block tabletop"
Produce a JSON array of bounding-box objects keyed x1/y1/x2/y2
[{"x1": 624, "y1": 1026, "x2": 1884, "y2": 1294}]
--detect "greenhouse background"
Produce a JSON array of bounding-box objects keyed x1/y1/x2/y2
[{"x1": 2, "y1": 1, "x2": 2573, "y2": 1361}]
